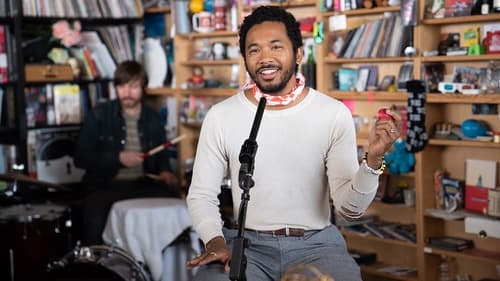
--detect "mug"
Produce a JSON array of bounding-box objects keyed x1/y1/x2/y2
[{"x1": 192, "y1": 12, "x2": 215, "y2": 33}]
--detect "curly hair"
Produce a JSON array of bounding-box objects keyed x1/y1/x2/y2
[{"x1": 239, "y1": 6, "x2": 303, "y2": 59}]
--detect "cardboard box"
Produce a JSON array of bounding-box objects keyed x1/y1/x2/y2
[
  {"x1": 24, "y1": 64, "x2": 74, "y2": 82},
  {"x1": 465, "y1": 185, "x2": 489, "y2": 214}
]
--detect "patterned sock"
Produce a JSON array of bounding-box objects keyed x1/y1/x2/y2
[{"x1": 405, "y1": 80, "x2": 428, "y2": 152}]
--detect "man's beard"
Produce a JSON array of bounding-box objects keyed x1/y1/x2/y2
[
  {"x1": 248, "y1": 64, "x2": 296, "y2": 94},
  {"x1": 120, "y1": 98, "x2": 140, "y2": 109}
]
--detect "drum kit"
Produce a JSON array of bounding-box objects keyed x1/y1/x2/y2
[{"x1": 0, "y1": 173, "x2": 152, "y2": 281}]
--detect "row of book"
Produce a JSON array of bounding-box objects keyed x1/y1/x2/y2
[
  {"x1": 22, "y1": 0, "x2": 144, "y2": 18},
  {"x1": 0, "y1": 24, "x2": 18, "y2": 83},
  {"x1": 323, "y1": 0, "x2": 366, "y2": 12},
  {"x1": 0, "y1": 0, "x2": 16, "y2": 17},
  {"x1": 335, "y1": 13, "x2": 411, "y2": 59},
  {"x1": 338, "y1": 215, "x2": 417, "y2": 243},
  {"x1": 24, "y1": 82, "x2": 115, "y2": 128},
  {"x1": 67, "y1": 24, "x2": 143, "y2": 80}
]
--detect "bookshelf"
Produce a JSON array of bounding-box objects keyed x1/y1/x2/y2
[
  {"x1": 318, "y1": 1, "x2": 500, "y2": 280},
  {"x1": 0, "y1": 0, "x2": 26, "y2": 166},
  {"x1": 0, "y1": 0, "x2": 144, "y2": 177}
]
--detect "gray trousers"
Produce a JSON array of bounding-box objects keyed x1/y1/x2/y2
[{"x1": 192, "y1": 224, "x2": 362, "y2": 281}]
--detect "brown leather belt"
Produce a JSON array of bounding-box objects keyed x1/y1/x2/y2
[{"x1": 246, "y1": 227, "x2": 305, "y2": 237}]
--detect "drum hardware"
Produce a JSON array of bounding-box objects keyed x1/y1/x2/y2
[
  {"x1": 9, "y1": 249, "x2": 14, "y2": 281},
  {"x1": 47, "y1": 244, "x2": 151, "y2": 281}
]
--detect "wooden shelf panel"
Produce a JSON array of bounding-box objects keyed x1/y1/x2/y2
[
  {"x1": 343, "y1": 231, "x2": 418, "y2": 248},
  {"x1": 178, "y1": 31, "x2": 238, "y2": 39},
  {"x1": 146, "y1": 87, "x2": 177, "y2": 96},
  {"x1": 328, "y1": 90, "x2": 408, "y2": 101},
  {"x1": 427, "y1": 93, "x2": 500, "y2": 104},
  {"x1": 420, "y1": 54, "x2": 500, "y2": 63},
  {"x1": 144, "y1": 6, "x2": 171, "y2": 14},
  {"x1": 324, "y1": 56, "x2": 411, "y2": 63},
  {"x1": 242, "y1": 0, "x2": 317, "y2": 10},
  {"x1": 181, "y1": 60, "x2": 240, "y2": 66},
  {"x1": 322, "y1": 6, "x2": 400, "y2": 17},
  {"x1": 179, "y1": 88, "x2": 237, "y2": 97},
  {"x1": 421, "y1": 14, "x2": 500, "y2": 25},
  {"x1": 361, "y1": 262, "x2": 418, "y2": 281},
  {"x1": 424, "y1": 247, "x2": 500, "y2": 264},
  {"x1": 428, "y1": 139, "x2": 500, "y2": 148}
]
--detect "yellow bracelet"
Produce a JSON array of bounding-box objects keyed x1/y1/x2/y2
[{"x1": 361, "y1": 152, "x2": 386, "y2": 175}]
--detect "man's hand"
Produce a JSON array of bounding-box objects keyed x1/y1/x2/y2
[
  {"x1": 187, "y1": 236, "x2": 231, "y2": 271},
  {"x1": 159, "y1": 171, "x2": 179, "y2": 186},
  {"x1": 367, "y1": 108, "x2": 402, "y2": 169},
  {"x1": 119, "y1": 151, "x2": 144, "y2": 168}
]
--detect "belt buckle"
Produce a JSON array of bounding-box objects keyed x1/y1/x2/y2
[{"x1": 285, "y1": 227, "x2": 290, "y2": 236}]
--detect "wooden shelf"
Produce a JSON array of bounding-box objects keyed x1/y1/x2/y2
[
  {"x1": 324, "y1": 56, "x2": 411, "y2": 63},
  {"x1": 361, "y1": 262, "x2": 418, "y2": 281},
  {"x1": 343, "y1": 231, "x2": 418, "y2": 248},
  {"x1": 180, "y1": 122, "x2": 202, "y2": 129},
  {"x1": 428, "y1": 139, "x2": 500, "y2": 148},
  {"x1": 178, "y1": 31, "x2": 238, "y2": 39},
  {"x1": 146, "y1": 87, "x2": 177, "y2": 96},
  {"x1": 427, "y1": 93, "x2": 500, "y2": 104},
  {"x1": 421, "y1": 14, "x2": 500, "y2": 25},
  {"x1": 178, "y1": 88, "x2": 236, "y2": 97},
  {"x1": 144, "y1": 6, "x2": 171, "y2": 14},
  {"x1": 328, "y1": 90, "x2": 408, "y2": 101},
  {"x1": 420, "y1": 54, "x2": 500, "y2": 63},
  {"x1": 242, "y1": 0, "x2": 317, "y2": 10},
  {"x1": 424, "y1": 247, "x2": 500, "y2": 264},
  {"x1": 322, "y1": 6, "x2": 400, "y2": 17},
  {"x1": 181, "y1": 60, "x2": 240, "y2": 66}
]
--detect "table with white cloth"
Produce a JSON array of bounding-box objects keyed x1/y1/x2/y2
[{"x1": 102, "y1": 198, "x2": 201, "y2": 281}]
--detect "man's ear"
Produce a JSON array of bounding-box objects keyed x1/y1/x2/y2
[{"x1": 296, "y1": 47, "x2": 304, "y2": 64}]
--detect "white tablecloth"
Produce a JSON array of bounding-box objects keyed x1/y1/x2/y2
[{"x1": 102, "y1": 198, "x2": 201, "y2": 281}]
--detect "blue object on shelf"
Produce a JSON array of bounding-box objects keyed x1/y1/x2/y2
[{"x1": 461, "y1": 119, "x2": 488, "y2": 138}]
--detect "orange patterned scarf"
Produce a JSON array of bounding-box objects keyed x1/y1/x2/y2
[{"x1": 242, "y1": 73, "x2": 306, "y2": 106}]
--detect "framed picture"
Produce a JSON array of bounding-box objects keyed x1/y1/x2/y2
[
  {"x1": 378, "y1": 75, "x2": 395, "y2": 91},
  {"x1": 422, "y1": 63, "x2": 445, "y2": 93},
  {"x1": 355, "y1": 67, "x2": 369, "y2": 92}
]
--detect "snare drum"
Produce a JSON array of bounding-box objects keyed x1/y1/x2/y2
[
  {"x1": 0, "y1": 203, "x2": 72, "y2": 281},
  {"x1": 47, "y1": 245, "x2": 151, "y2": 281}
]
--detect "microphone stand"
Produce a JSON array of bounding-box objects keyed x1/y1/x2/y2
[{"x1": 229, "y1": 97, "x2": 266, "y2": 281}]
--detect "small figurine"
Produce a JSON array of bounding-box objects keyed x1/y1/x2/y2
[{"x1": 188, "y1": 65, "x2": 205, "y2": 89}]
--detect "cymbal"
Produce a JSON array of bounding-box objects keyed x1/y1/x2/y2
[{"x1": 0, "y1": 173, "x2": 71, "y2": 192}]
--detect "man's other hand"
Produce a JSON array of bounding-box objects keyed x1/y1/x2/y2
[
  {"x1": 159, "y1": 171, "x2": 179, "y2": 186},
  {"x1": 119, "y1": 151, "x2": 145, "y2": 167}
]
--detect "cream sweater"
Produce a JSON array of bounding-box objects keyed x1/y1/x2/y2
[{"x1": 187, "y1": 89, "x2": 379, "y2": 244}]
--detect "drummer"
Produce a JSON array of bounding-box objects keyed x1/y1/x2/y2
[{"x1": 74, "y1": 60, "x2": 181, "y2": 246}]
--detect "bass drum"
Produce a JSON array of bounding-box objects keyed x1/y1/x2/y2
[
  {"x1": 0, "y1": 203, "x2": 72, "y2": 281},
  {"x1": 47, "y1": 245, "x2": 151, "y2": 281}
]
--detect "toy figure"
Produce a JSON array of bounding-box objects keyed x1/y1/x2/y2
[
  {"x1": 385, "y1": 138, "x2": 415, "y2": 174},
  {"x1": 188, "y1": 65, "x2": 205, "y2": 89}
]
